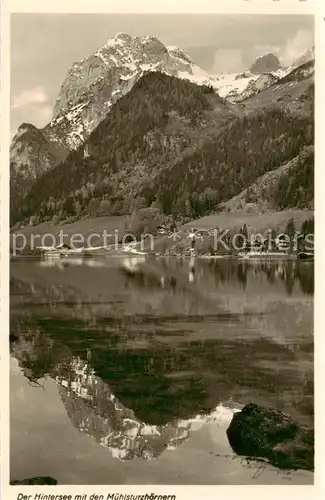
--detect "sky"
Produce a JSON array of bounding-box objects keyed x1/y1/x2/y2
[{"x1": 10, "y1": 14, "x2": 314, "y2": 135}]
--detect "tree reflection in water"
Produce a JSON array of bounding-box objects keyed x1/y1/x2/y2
[{"x1": 10, "y1": 259, "x2": 314, "y2": 463}]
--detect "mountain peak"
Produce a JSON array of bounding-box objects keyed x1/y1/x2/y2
[
  {"x1": 114, "y1": 32, "x2": 132, "y2": 41},
  {"x1": 250, "y1": 53, "x2": 281, "y2": 74},
  {"x1": 290, "y1": 46, "x2": 315, "y2": 71},
  {"x1": 16, "y1": 122, "x2": 39, "y2": 134},
  {"x1": 101, "y1": 33, "x2": 165, "y2": 51},
  {"x1": 167, "y1": 45, "x2": 193, "y2": 64},
  {"x1": 11, "y1": 122, "x2": 46, "y2": 145},
  {"x1": 48, "y1": 33, "x2": 218, "y2": 149}
]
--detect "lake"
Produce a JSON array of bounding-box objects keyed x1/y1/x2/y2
[{"x1": 10, "y1": 256, "x2": 314, "y2": 485}]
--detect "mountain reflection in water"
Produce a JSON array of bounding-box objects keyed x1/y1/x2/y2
[
  {"x1": 54, "y1": 355, "x2": 237, "y2": 460},
  {"x1": 10, "y1": 258, "x2": 313, "y2": 483}
]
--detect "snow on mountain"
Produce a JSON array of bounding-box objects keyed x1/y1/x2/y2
[
  {"x1": 288, "y1": 46, "x2": 315, "y2": 72},
  {"x1": 211, "y1": 53, "x2": 285, "y2": 103},
  {"x1": 215, "y1": 72, "x2": 257, "y2": 98},
  {"x1": 45, "y1": 39, "x2": 297, "y2": 151},
  {"x1": 212, "y1": 47, "x2": 313, "y2": 103},
  {"x1": 44, "y1": 33, "x2": 219, "y2": 150},
  {"x1": 11, "y1": 36, "x2": 315, "y2": 201},
  {"x1": 212, "y1": 70, "x2": 281, "y2": 102},
  {"x1": 56, "y1": 356, "x2": 239, "y2": 461}
]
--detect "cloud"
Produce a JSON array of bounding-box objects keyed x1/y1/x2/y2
[
  {"x1": 211, "y1": 49, "x2": 246, "y2": 74},
  {"x1": 11, "y1": 87, "x2": 53, "y2": 131},
  {"x1": 12, "y1": 86, "x2": 48, "y2": 109},
  {"x1": 254, "y1": 44, "x2": 280, "y2": 57},
  {"x1": 280, "y1": 29, "x2": 314, "y2": 66},
  {"x1": 37, "y1": 104, "x2": 53, "y2": 122},
  {"x1": 209, "y1": 28, "x2": 314, "y2": 74}
]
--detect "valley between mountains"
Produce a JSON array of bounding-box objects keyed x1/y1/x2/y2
[{"x1": 10, "y1": 33, "x2": 314, "y2": 243}]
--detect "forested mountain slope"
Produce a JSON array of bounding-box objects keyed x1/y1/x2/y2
[
  {"x1": 12, "y1": 73, "x2": 238, "y2": 224},
  {"x1": 10, "y1": 124, "x2": 69, "y2": 217},
  {"x1": 12, "y1": 56, "x2": 314, "y2": 226},
  {"x1": 217, "y1": 146, "x2": 314, "y2": 213}
]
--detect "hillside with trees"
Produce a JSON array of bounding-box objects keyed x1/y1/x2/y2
[
  {"x1": 11, "y1": 71, "x2": 314, "y2": 227},
  {"x1": 147, "y1": 108, "x2": 313, "y2": 218},
  {"x1": 217, "y1": 146, "x2": 314, "y2": 214}
]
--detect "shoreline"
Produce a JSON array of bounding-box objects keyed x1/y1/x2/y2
[{"x1": 10, "y1": 251, "x2": 313, "y2": 262}]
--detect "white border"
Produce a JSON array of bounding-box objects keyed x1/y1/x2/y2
[
  {"x1": 6, "y1": 0, "x2": 324, "y2": 15},
  {"x1": 1, "y1": 1, "x2": 325, "y2": 500}
]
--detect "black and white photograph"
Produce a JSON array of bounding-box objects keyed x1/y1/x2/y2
[{"x1": 5, "y1": 3, "x2": 319, "y2": 492}]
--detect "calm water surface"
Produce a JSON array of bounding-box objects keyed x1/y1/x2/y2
[{"x1": 10, "y1": 257, "x2": 314, "y2": 484}]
